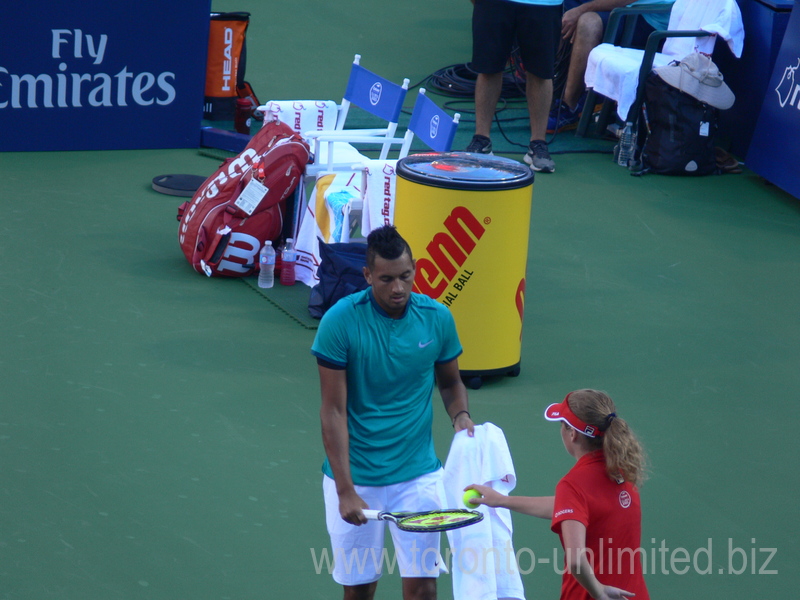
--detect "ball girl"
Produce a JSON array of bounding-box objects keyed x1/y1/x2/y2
[{"x1": 468, "y1": 389, "x2": 649, "y2": 600}]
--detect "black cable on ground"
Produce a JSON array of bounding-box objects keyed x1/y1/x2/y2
[
  {"x1": 419, "y1": 62, "x2": 526, "y2": 99},
  {"x1": 417, "y1": 47, "x2": 616, "y2": 154}
]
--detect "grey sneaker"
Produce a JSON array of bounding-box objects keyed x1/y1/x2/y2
[
  {"x1": 466, "y1": 135, "x2": 493, "y2": 154},
  {"x1": 524, "y1": 139, "x2": 555, "y2": 173}
]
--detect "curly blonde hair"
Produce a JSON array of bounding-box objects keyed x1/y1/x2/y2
[{"x1": 567, "y1": 389, "x2": 648, "y2": 487}]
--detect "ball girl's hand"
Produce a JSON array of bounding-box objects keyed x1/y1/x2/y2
[
  {"x1": 597, "y1": 586, "x2": 635, "y2": 600},
  {"x1": 463, "y1": 484, "x2": 506, "y2": 508}
]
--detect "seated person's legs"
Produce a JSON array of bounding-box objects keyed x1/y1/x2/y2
[
  {"x1": 550, "y1": 1, "x2": 612, "y2": 132},
  {"x1": 563, "y1": 10, "x2": 605, "y2": 110},
  {"x1": 551, "y1": 1, "x2": 659, "y2": 132}
]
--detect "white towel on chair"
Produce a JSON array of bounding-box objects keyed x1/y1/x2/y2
[
  {"x1": 361, "y1": 159, "x2": 398, "y2": 236},
  {"x1": 440, "y1": 423, "x2": 526, "y2": 600},
  {"x1": 586, "y1": 45, "x2": 674, "y2": 120},
  {"x1": 260, "y1": 100, "x2": 338, "y2": 135},
  {"x1": 294, "y1": 172, "x2": 362, "y2": 286},
  {"x1": 585, "y1": 0, "x2": 744, "y2": 120},
  {"x1": 665, "y1": 0, "x2": 744, "y2": 58}
]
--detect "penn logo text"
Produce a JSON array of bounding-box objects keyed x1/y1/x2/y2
[{"x1": 413, "y1": 206, "x2": 486, "y2": 301}]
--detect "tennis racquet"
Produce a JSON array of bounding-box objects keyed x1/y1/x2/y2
[{"x1": 362, "y1": 508, "x2": 484, "y2": 532}]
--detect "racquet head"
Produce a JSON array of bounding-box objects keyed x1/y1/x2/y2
[{"x1": 392, "y1": 509, "x2": 483, "y2": 532}]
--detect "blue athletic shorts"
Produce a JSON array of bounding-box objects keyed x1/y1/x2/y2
[{"x1": 471, "y1": 0, "x2": 562, "y2": 79}]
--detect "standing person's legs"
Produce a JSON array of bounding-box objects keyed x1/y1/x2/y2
[
  {"x1": 474, "y1": 72, "x2": 503, "y2": 138},
  {"x1": 526, "y1": 72, "x2": 552, "y2": 143},
  {"x1": 343, "y1": 581, "x2": 378, "y2": 600},
  {"x1": 402, "y1": 577, "x2": 437, "y2": 600},
  {"x1": 516, "y1": 2, "x2": 561, "y2": 135},
  {"x1": 469, "y1": 0, "x2": 515, "y2": 151},
  {"x1": 387, "y1": 470, "x2": 443, "y2": 600},
  {"x1": 323, "y1": 477, "x2": 387, "y2": 598},
  {"x1": 516, "y1": 3, "x2": 560, "y2": 172}
]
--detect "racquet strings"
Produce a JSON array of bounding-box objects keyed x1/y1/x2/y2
[{"x1": 397, "y1": 510, "x2": 482, "y2": 531}]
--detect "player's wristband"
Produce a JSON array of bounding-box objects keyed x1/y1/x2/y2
[{"x1": 452, "y1": 410, "x2": 471, "y2": 427}]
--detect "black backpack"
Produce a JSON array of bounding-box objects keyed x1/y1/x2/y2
[
  {"x1": 637, "y1": 72, "x2": 719, "y2": 176},
  {"x1": 308, "y1": 241, "x2": 369, "y2": 319}
]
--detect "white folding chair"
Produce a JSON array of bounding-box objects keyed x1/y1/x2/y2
[
  {"x1": 256, "y1": 99, "x2": 339, "y2": 137},
  {"x1": 294, "y1": 88, "x2": 461, "y2": 280},
  {"x1": 302, "y1": 54, "x2": 411, "y2": 180},
  {"x1": 341, "y1": 88, "x2": 461, "y2": 242},
  {"x1": 258, "y1": 55, "x2": 409, "y2": 240},
  {"x1": 577, "y1": 0, "x2": 744, "y2": 137}
]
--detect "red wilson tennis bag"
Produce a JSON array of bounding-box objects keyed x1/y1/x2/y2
[{"x1": 177, "y1": 120, "x2": 309, "y2": 277}]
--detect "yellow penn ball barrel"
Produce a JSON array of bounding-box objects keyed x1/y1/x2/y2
[{"x1": 394, "y1": 153, "x2": 534, "y2": 382}]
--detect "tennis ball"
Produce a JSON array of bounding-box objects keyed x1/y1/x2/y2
[{"x1": 463, "y1": 489, "x2": 482, "y2": 508}]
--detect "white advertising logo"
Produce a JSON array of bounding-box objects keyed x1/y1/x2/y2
[
  {"x1": 221, "y1": 27, "x2": 233, "y2": 91},
  {"x1": 429, "y1": 114, "x2": 440, "y2": 139},
  {"x1": 217, "y1": 232, "x2": 260, "y2": 275},
  {"x1": 775, "y1": 58, "x2": 800, "y2": 109},
  {"x1": 0, "y1": 28, "x2": 176, "y2": 110},
  {"x1": 369, "y1": 82, "x2": 382, "y2": 106}
]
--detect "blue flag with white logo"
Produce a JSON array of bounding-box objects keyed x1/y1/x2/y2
[
  {"x1": 408, "y1": 91, "x2": 458, "y2": 153},
  {"x1": 344, "y1": 63, "x2": 407, "y2": 123}
]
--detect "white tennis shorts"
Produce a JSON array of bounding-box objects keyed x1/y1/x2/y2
[{"x1": 322, "y1": 469, "x2": 444, "y2": 586}]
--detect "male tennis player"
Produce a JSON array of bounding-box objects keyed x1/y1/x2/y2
[{"x1": 312, "y1": 225, "x2": 474, "y2": 600}]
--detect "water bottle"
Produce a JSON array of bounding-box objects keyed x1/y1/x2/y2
[
  {"x1": 234, "y1": 98, "x2": 252, "y2": 134},
  {"x1": 280, "y1": 238, "x2": 297, "y2": 286},
  {"x1": 258, "y1": 241, "x2": 276, "y2": 288},
  {"x1": 617, "y1": 122, "x2": 634, "y2": 167}
]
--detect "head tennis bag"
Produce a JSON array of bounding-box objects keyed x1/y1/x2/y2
[
  {"x1": 177, "y1": 120, "x2": 310, "y2": 277},
  {"x1": 204, "y1": 12, "x2": 250, "y2": 120}
]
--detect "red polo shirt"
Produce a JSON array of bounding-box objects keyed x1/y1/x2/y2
[{"x1": 551, "y1": 450, "x2": 649, "y2": 600}]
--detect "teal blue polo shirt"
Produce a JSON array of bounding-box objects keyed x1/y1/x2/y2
[
  {"x1": 632, "y1": 0, "x2": 674, "y2": 32},
  {"x1": 311, "y1": 289, "x2": 463, "y2": 486}
]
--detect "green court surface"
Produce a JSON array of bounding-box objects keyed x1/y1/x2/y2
[{"x1": 1, "y1": 1, "x2": 799, "y2": 599}]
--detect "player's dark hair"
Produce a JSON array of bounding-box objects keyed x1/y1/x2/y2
[
  {"x1": 568, "y1": 389, "x2": 648, "y2": 488},
  {"x1": 366, "y1": 225, "x2": 413, "y2": 268}
]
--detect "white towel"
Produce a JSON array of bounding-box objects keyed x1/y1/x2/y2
[
  {"x1": 294, "y1": 159, "x2": 398, "y2": 285},
  {"x1": 440, "y1": 423, "x2": 526, "y2": 600},
  {"x1": 259, "y1": 100, "x2": 338, "y2": 135},
  {"x1": 294, "y1": 172, "x2": 362, "y2": 286},
  {"x1": 361, "y1": 159, "x2": 398, "y2": 236},
  {"x1": 585, "y1": 0, "x2": 744, "y2": 120},
  {"x1": 664, "y1": 0, "x2": 744, "y2": 58},
  {"x1": 585, "y1": 45, "x2": 675, "y2": 120}
]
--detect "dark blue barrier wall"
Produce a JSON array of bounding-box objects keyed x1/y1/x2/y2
[
  {"x1": 716, "y1": 0, "x2": 793, "y2": 157},
  {"x1": 0, "y1": 1, "x2": 210, "y2": 151},
  {"x1": 747, "y1": 0, "x2": 800, "y2": 199}
]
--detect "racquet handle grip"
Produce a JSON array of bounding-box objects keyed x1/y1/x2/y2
[{"x1": 362, "y1": 509, "x2": 381, "y2": 520}]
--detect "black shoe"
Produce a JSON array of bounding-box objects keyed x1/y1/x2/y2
[
  {"x1": 524, "y1": 140, "x2": 555, "y2": 173},
  {"x1": 466, "y1": 135, "x2": 493, "y2": 154}
]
